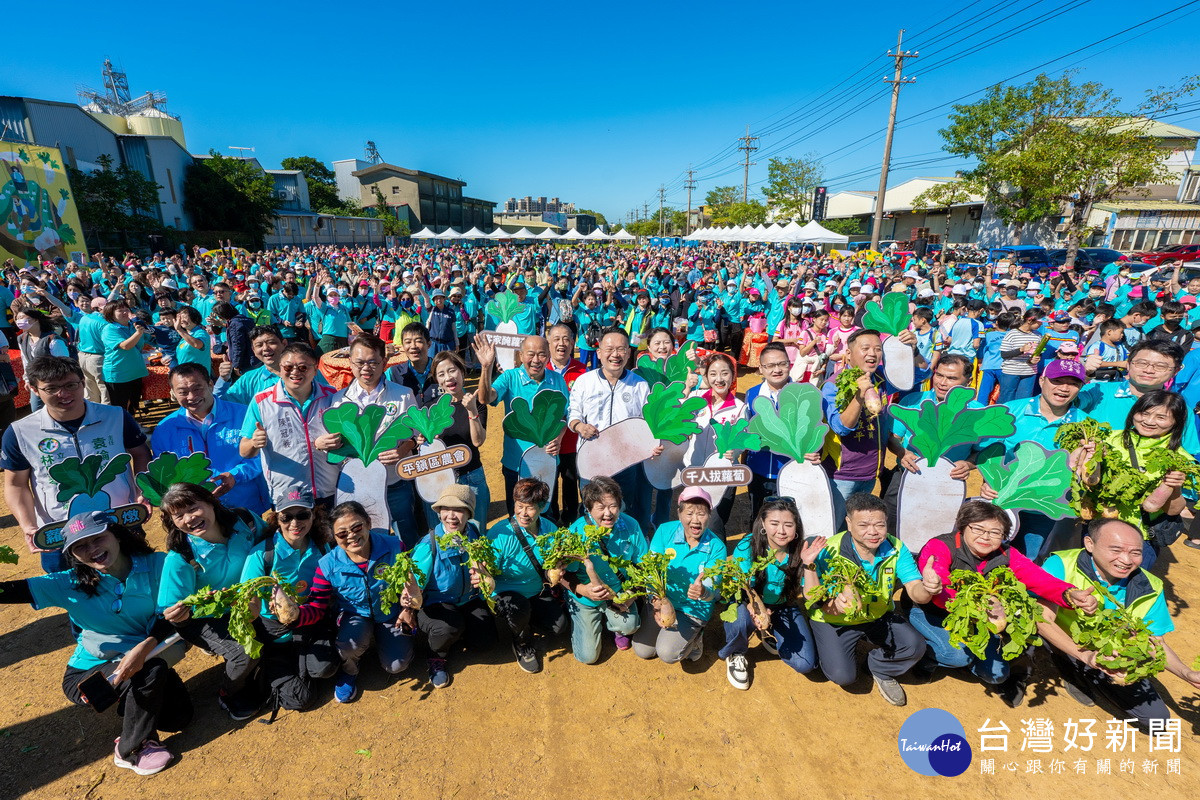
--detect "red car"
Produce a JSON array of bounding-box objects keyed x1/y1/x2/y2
[{"x1": 1130, "y1": 243, "x2": 1200, "y2": 266}]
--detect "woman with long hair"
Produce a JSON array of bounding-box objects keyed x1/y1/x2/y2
[{"x1": 14, "y1": 307, "x2": 68, "y2": 411}]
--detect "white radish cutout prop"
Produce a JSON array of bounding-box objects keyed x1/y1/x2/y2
[
  {"x1": 577, "y1": 380, "x2": 706, "y2": 484},
  {"x1": 485, "y1": 292, "x2": 524, "y2": 371},
  {"x1": 393, "y1": 393, "x2": 459, "y2": 503},
  {"x1": 747, "y1": 383, "x2": 836, "y2": 539},
  {"x1": 688, "y1": 419, "x2": 762, "y2": 507},
  {"x1": 861, "y1": 291, "x2": 916, "y2": 391},
  {"x1": 35, "y1": 453, "x2": 148, "y2": 550},
  {"x1": 322, "y1": 402, "x2": 418, "y2": 531},
  {"x1": 502, "y1": 389, "x2": 568, "y2": 490},
  {"x1": 891, "y1": 386, "x2": 1017, "y2": 553},
  {"x1": 974, "y1": 441, "x2": 1074, "y2": 541}
]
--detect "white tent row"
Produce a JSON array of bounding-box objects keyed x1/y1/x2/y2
[
  {"x1": 685, "y1": 219, "x2": 848, "y2": 245},
  {"x1": 408, "y1": 225, "x2": 624, "y2": 241}
]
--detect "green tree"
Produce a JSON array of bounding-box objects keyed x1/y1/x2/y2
[
  {"x1": 911, "y1": 180, "x2": 976, "y2": 263},
  {"x1": 763, "y1": 154, "x2": 824, "y2": 222},
  {"x1": 281, "y1": 155, "x2": 347, "y2": 213},
  {"x1": 819, "y1": 217, "x2": 867, "y2": 237},
  {"x1": 67, "y1": 154, "x2": 164, "y2": 246},
  {"x1": 183, "y1": 151, "x2": 282, "y2": 246},
  {"x1": 714, "y1": 200, "x2": 767, "y2": 226},
  {"x1": 370, "y1": 186, "x2": 410, "y2": 237},
  {"x1": 575, "y1": 208, "x2": 608, "y2": 226},
  {"x1": 704, "y1": 185, "x2": 740, "y2": 222}
]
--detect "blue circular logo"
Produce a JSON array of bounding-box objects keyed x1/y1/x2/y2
[{"x1": 897, "y1": 708, "x2": 972, "y2": 777}]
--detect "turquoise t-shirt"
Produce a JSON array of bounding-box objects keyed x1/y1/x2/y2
[
  {"x1": 100, "y1": 322, "x2": 150, "y2": 382},
  {"x1": 175, "y1": 325, "x2": 211, "y2": 368}
]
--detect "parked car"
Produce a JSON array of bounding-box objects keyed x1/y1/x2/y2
[
  {"x1": 1129, "y1": 243, "x2": 1200, "y2": 266},
  {"x1": 988, "y1": 245, "x2": 1053, "y2": 272},
  {"x1": 1047, "y1": 248, "x2": 1128, "y2": 269}
]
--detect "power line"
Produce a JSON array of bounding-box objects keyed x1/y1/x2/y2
[{"x1": 871, "y1": 30, "x2": 918, "y2": 251}]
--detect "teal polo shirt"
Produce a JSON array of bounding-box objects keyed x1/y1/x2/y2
[
  {"x1": 489, "y1": 366, "x2": 568, "y2": 472},
  {"x1": 175, "y1": 325, "x2": 211, "y2": 367},
  {"x1": 1077, "y1": 380, "x2": 1200, "y2": 458},
  {"x1": 99, "y1": 322, "x2": 150, "y2": 382},
  {"x1": 1042, "y1": 554, "x2": 1172, "y2": 635},
  {"x1": 979, "y1": 396, "x2": 1086, "y2": 458},
  {"x1": 77, "y1": 312, "x2": 106, "y2": 354},
  {"x1": 648, "y1": 521, "x2": 727, "y2": 623},
  {"x1": 487, "y1": 515, "x2": 556, "y2": 598},
  {"x1": 731, "y1": 536, "x2": 789, "y2": 606}
]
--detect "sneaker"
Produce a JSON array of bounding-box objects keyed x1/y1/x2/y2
[
  {"x1": 872, "y1": 673, "x2": 907, "y2": 706},
  {"x1": 759, "y1": 637, "x2": 778, "y2": 656},
  {"x1": 333, "y1": 671, "x2": 359, "y2": 704},
  {"x1": 513, "y1": 641, "x2": 541, "y2": 674},
  {"x1": 1000, "y1": 672, "x2": 1029, "y2": 709},
  {"x1": 687, "y1": 637, "x2": 704, "y2": 663},
  {"x1": 428, "y1": 658, "x2": 450, "y2": 689},
  {"x1": 218, "y1": 689, "x2": 261, "y2": 721},
  {"x1": 726, "y1": 654, "x2": 751, "y2": 690},
  {"x1": 613, "y1": 632, "x2": 632, "y2": 651},
  {"x1": 911, "y1": 652, "x2": 938, "y2": 682},
  {"x1": 113, "y1": 738, "x2": 172, "y2": 776},
  {"x1": 1063, "y1": 680, "x2": 1096, "y2": 707}
]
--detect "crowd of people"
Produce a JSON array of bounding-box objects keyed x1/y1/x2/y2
[{"x1": 1, "y1": 240, "x2": 1199, "y2": 776}]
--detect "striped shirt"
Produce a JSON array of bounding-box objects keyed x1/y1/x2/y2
[{"x1": 1000, "y1": 330, "x2": 1043, "y2": 376}]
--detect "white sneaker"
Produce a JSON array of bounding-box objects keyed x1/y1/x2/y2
[{"x1": 726, "y1": 654, "x2": 751, "y2": 690}]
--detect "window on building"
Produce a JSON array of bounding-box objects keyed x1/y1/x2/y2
[
  {"x1": 1164, "y1": 230, "x2": 1182, "y2": 246},
  {"x1": 1133, "y1": 229, "x2": 1149, "y2": 250},
  {"x1": 392, "y1": 186, "x2": 400, "y2": 194},
  {"x1": 1184, "y1": 174, "x2": 1199, "y2": 202}
]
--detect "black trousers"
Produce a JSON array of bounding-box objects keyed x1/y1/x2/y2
[
  {"x1": 105, "y1": 378, "x2": 144, "y2": 416},
  {"x1": 495, "y1": 588, "x2": 569, "y2": 645},
  {"x1": 63, "y1": 658, "x2": 192, "y2": 759},
  {"x1": 810, "y1": 610, "x2": 927, "y2": 686},
  {"x1": 416, "y1": 597, "x2": 497, "y2": 658},
  {"x1": 551, "y1": 452, "x2": 580, "y2": 524},
  {"x1": 259, "y1": 618, "x2": 339, "y2": 711},
  {"x1": 175, "y1": 616, "x2": 258, "y2": 696}
]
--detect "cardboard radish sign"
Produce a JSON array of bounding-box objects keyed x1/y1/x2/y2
[
  {"x1": 484, "y1": 292, "x2": 525, "y2": 370},
  {"x1": 393, "y1": 394, "x2": 458, "y2": 503},
  {"x1": 576, "y1": 381, "x2": 705, "y2": 486},
  {"x1": 747, "y1": 383, "x2": 836, "y2": 538},
  {"x1": 322, "y1": 402, "x2": 417, "y2": 531},
  {"x1": 35, "y1": 454, "x2": 148, "y2": 549},
  {"x1": 975, "y1": 442, "x2": 1074, "y2": 539},
  {"x1": 136, "y1": 452, "x2": 219, "y2": 506},
  {"x1": 685, "y1": 419, "x2": 761, "y2": 506},
  {"x1": 891, "y1": 386, "x2": 1017, "y2": 552},
  {"x1": 861, "y1": 292, "x2": 916, "y2": 391},
  {"x1": 502, "y1": 389, "x2": 568, "y2": 489},
  {"x1": 634, "y1": 341, "x2": 697, "y2": 388}
]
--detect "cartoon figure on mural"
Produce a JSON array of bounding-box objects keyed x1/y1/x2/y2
[{"x1": 0, "y1": 146, "x2": 78, "y2": 261}]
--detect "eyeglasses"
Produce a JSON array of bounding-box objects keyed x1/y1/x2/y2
[
  {"x1": 760, "y1": 361, "x2": 790, "y2": 370},
  {"x1": 35, "y1": 381, "x2": 84, "y2": 395},
  {"x1": 281, "y1": 363, "x2": 314, "y2": 374},
  {"x1": 764, "y1": 495, "x2": 799, "y2": 509},
  {"x1": 279, "y1": 509, "x2": 313, "y2": 524},
  {"x1": 1129, "y1": 359, "x2": 1174, "y2": 373},
  {"x1": 350, "y1": 359, "x2": 381, "y2": 369},
  {"x1": 966, "y1": 523, "x2": 1005, "y2": 540}
]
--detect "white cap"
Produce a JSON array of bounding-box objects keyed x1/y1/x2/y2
[
  {"x1": 903, "y1": 270, "x2": 919, "y2": 279},
  {"x1": 951, "y1": 284, "x2": 969, "y2": 295}
]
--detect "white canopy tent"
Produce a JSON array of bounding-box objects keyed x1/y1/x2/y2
[
  {"x1": 766, "y1": 220, "x2": 804, "y2": 243},
  {"x1": 532, "y1": 227, "x2": 561, "y2": 240},
  {"x1": 611, "y1": 229, "x2": 636, "y2": 240},
  {"x1": 460, "y1": 227, "x2": 487, "y2": 239},
  {"x1": 583, "y1": 228, "x2": 611, "y2": 240},
  {"x1": 510, "y1": 227, "x2": 539, "y2": 239},
  {"x1": 433, "y1": 227, "x2": 461, "y2": 240},
  {"x1": 484, "y1": 227, "x2": 510, "y2": 239},
  {"x1": 410, "y1": 227, "x2": 437, "y2": 239},
  {"x1": 560, "y1": 228, "x2": 587, "y2": 240},
  {"x1": 793, "y1": 219, "x2": 849, "y2": 244}
]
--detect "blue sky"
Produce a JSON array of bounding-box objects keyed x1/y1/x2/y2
[{"x1": 4, "y1": 0, "x2": 1199, "y2": 223}]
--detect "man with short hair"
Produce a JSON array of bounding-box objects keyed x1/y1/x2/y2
[
  {"x1": 152, "y1": 363, "x2": 269, "y2": 514},
  {"x1": 386, "y1": 322, "x2": 434, "y2": 396},
  {"x1": 2, "y1": 357, "x2": 149, "y2": 571},
  {"x1": 76, "y1": 297, "x2": 110, "y2": 404},
  {"x1": 1043, "y1": 518, "x2": 1200, "y2": 732}
]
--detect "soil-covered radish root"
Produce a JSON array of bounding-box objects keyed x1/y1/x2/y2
[
  {"x1": 576, "y1": 417, "x2": 656, "y2": 480},
  {"x1": 777, "y1": 458, "x2": 836, "y2": 539},
  {"x1": 746, "y1": 588, "x2": 771, "y2": 630},
  {"x1": 655, "y1": 595, "x2": 677, "y2": 628},
  {"x1": 897, "y1": 457, "x2": 965, "y2": 553},
  {"x1": 882, "y1": 335, "x2": 915, "y2": 392},
  {"x1": 336, "y1": 458, "x2": 391, "y2": 531},
  {"x1": 414, "y1": 438, "x2": 456, "y2": 503},
  {"x1": 644, "y1": 439, "x2": 689, "y2": 490},
  {"x1": 519, "y1": 445, "x2": 557, "y2": 489},
  {"x1": 861, "y1": 382, "x2": 883, "y2": 417}
]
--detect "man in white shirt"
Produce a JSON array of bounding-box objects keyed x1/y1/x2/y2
[{"x1": 567, "y1": 328, "x2": 657, "y2": 530}]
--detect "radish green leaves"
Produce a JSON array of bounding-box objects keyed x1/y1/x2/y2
[
  {"x1": 713, "y1": 419, "x2": 761, "y2": 455},
  {"x1": 643, "y1": 382, "x2": 706, "y2": 444},
  {"x1": 976, "y1": 442, "x2": 1073, "y2": 519},
  {"x1": 49, "y1": 454, "x2": 133, "y2": 503},
  {"x1": 861, "y1": 292, "x2": 912, "y2": 336},
  {"x1": 136, "y1": 452, "x2": 219, "y2": 506},
  {"x1": 322, "y1": 403, "x2": 415, "y2": 466},
  {"x1": 892, "y1": 386, "x2": 1015, "y2": 468},
  {"x1": 486, "y1": 292, "x2": 522, "y2": 324},
  {"x1": 503, "y1": 390, "x2": 567, "y2": 447},
  {"x1": 396, "y1": 393, "x2": 455, "y2": 443},
  {"x1": 748, "y1": 383, "x2": 828, "y2": 462}
]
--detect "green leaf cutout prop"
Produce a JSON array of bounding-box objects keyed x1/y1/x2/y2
[
  {"x1": 714, "y1": 419, "x2": 761, "y2": 455},
  {"x1": 976, "y1": 442, "x2": 1073, "y2": 519},
  {"x1": 503, "y1": 389, "x2": 568, "y2": 447},
  {"x1": 486, "y1": 291, "x2": 522, "y2": 324},
  {"x1": 891, "y1": 386, "x2": 1016, "y2": 468},
  {"x1": 861, "y1": 291, "x2": 912, "y2": 336},
  {"x1": 49, "y1": 454, "x2": 133, "y2": 503},
  {"x1": 748, "y1": 383, "x2": 828, "y2": 462},
  {"x1": 643, "y1": 381, "x2": 706, "y2": 444},
  {"x1": 634, "y1": 341, "x2": 696, "y2": 387},
  {"x1": 321, "y1": 403, "x2": 415, "y2": 466},
  {"x1": 395, "y1": 393, "x2": 455, "y2": 443},
  {"x1": 136, "y1": 452, "x2": 219, "y2": 506}
]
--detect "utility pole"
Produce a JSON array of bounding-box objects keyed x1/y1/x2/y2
[
  {"x1": 643, "y1": 202, "x2": 650, "y2": 225},
  {"x1": 657, "y1": 185, "x2": 666, "y2": 237},
  {"x1": 737, "y1": 125, "x2": 758, "y2": 203},
  {"x1": 684, "y1": 168, "x2": 696, "y2": 235},
  {"x1": 870, "y1": 29, "x2": 918, "y2": 252}
]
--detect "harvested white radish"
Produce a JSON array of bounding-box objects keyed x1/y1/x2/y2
[
  {"x1": 747, "y1": 384, "x2": 833, "y2": 533},
  {"x1": 503, "y1": 389, "x2": 568, "y2": 490}
]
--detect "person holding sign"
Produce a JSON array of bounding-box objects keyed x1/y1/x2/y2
[
  {"x1": 3, "y1": 356, "x2": 149, "y2": 573},
  {"x1": 0, "y1": 510, "x2": 191, "y2": 776}
]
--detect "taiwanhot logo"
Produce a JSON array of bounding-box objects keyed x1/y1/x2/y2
[{"x1": 897, "y1": 708, "x2": 972, "y2": 777}]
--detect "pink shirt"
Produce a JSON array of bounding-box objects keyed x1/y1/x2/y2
[{"x1": 917, "y1": 535, "x2": 1076, "y2": 611}]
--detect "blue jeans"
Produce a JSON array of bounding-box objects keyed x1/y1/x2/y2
[
  {"x1": 997, "y1": 372, "x2": 1036, "y2": 403},
  {"x1": 719, "y1": 602, "x2": 817, "y2": 674},
  {"x1": 567, "y1": 594, "x2": 640, "y2": 665},
  {"x1": 420, "y1": 466, "x2": 491, "y2": 533},
  {"x1": 830, "y1": 478, "x2": 876, "y2": 532},
  {"x1": 907, "y1": 604, "x2": 1011, "y2": 684},
  {"x1": 1015, "y1": 511, "x2": 1057, "y2": 562},
  {"x1": 977, "y1": 369, "x2": 1002, "y2": 404},
  {"x1": 387, "y1": 480, "x2": 421, "y2": 549}
]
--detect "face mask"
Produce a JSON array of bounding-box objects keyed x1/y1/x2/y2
[
  {"x1": 328, "y1": 296, "x2": 341, "y2": 307},
  {"x1": 15, "y1": 318, "x2": 32, "y2": 331},
  {"x1": 68, "y1": 291, "x2": 80, "y2": 301},
  {"x1": 401, "y1": 299, "x2": 414, "y2": 309}
]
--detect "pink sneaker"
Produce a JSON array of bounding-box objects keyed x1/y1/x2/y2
[
  {"x1": 614, "y1": 633, "x2": 632, "y2": 651},
  {"x1": 113, "y1": 738, "x2": 173, "y2": 776}
]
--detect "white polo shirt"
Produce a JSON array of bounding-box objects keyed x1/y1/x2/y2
[{"x1": 567, "y1": 369, "x2": 650, "y2": 432}]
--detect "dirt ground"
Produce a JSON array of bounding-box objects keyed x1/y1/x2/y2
[{"x1": 2, "y1": 373, "x2": 1200, "y2": 799}]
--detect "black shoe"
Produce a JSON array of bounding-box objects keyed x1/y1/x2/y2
[
  {"x1": 1063, "y1": 680, "x2": 1096, "y2": 707},
  {"x1": 911, "y1": 652, "x2": 938, "y2": 682},
  {"x1": 513, "y1": 642, "x2": 541, "y2": 674},
  {"x1": 999, "y1": 673, "x2": 1028, "y2": 709},
  {"x1": 218, "y1": 690, "x2": 262, "y2": 722}
]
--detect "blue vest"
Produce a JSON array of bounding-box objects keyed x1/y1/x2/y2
[{"x1": 317, "y1": 531, "x2": 403, "y2": 622}]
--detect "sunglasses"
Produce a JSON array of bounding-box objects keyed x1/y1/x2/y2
[
  {"x1": 763, "y1": 495, "x2": 799, "y2": 509},
  {"x1": 279, "y1": 509, "x2": 313, "y2": 524}
]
